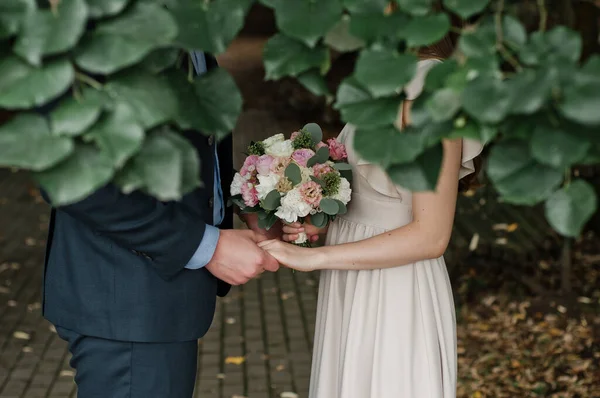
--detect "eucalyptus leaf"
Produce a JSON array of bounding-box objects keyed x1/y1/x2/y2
[
  {"x1": 354, "y1": 49, "x2": 418, "y2": 97},
  {"x1": 84, "y1": 102, "x2": 144, "y2": 168},
  {"x1": 0, "y1": 113, "x2": 74, "y2": 171},
  {"x1": 487, "y1": 141, "x2": 563, "y2": 205},
  {"x1": 285, "y1": 163, "x2": 302, "y2": 186},
  {"x1": 263, "y1": 190, "x2": 282, "y2": 211},
  {"x1": 171, "y1": 0, "x2": 252, "y2": 54},
  {"x1": 35, "y1": 144, "x2": 114, "y2": 206},
  {"x1": 272, "y1": 0, "x2": 343, "y2": 47},
  {"x1": 545, "y1": 180, "x2": 597, "y2": 237},
  {"x1": 310, "y1": 176, "x2": 326, "y2": 188},
  {"x1": 319, "y1": 198, "x2": 340, "y2": 215},
  {"x1": 303, "y1": 123, "x2": 323, "y2": 144},
  {"x1": 334, "y1": 200, "x2": 348, "y2": 215},
  {"x1": 307, "y1": 147, "x2": 330, "y2": 168},
  {"x1": 75, "y1": 2, "x2": 178, "y2": 74},
  {"x1": 401, "y1": 13, "x2": 450, "y2": 47},
  {"x1": 85, "y1": 0, "x2": 129, "y2": 18},
  {"x1": 443, "y1": 0, "x2": 490, "y2": 19},
  {"x1": 386, "y1": 143, "x2": 443, "y2": 191},
  {"x1": 531, "y1": 125, "x2": 590, "y2": 169},
  {"x1": 14, "y1": 0, "x2": 88, "y2": 66},
  {"x1": 0, "y1": 0, "x2": 35, "y2": 40},
  {"x1": 263, "y1": 34, "x2": 328, "y2": 80},
  {"x1": 0, "y1": 57, "x2": 73, "y2": 109},
  {"x1": 310, "y1": 211, "x2": 328, "y2": 228},
  {"x1": 333, "y1": 163, "x2": 353, "y2": 171}
]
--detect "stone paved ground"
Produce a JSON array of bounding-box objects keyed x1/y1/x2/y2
[{"x1": 0, "y1": 168, "x2": 318, "y2": 398}]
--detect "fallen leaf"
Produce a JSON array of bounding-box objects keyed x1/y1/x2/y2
[
  {"x1": 469, "y1": 233, "x2": 479, "y2": 251},
  {"x1": 59, "y1": 370, "x2": 75, "y2": 377},
  {"x1": 506, "y1": 223, "x2": 518, "y2": 232},
  {"x1": 13, "y1": 331, "x2": 31, "y2": 340},
  {"x1": 225, "y1": 356, "x2": 246, "y2": 365},
  {"x1": 280, "y1": 393, "x2": 299, "y2": 398},
  {"x1": 22, "y1": 346, "x2": 33, "y2": 353},
  {"x1": 8, "y1": 300, "x2": 17, "y2": 307}
]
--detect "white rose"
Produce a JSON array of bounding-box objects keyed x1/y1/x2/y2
[
  {"x1": 294, "y1": 232, "x2": 308, "y2": 244},
  {"x1": 255, "y1": 173, "x2": 281, "y2": 200},
  {"x1": 262, "y1": 133, "x2": 285, "y2": 148},
  {"x1": 265, "y1": 140, "x2": 294, "y2": 158},
  {"x1": 332, "y1": 177, "x2": 352, "y2": 205},
  {"x1": 230, "y1": 173, "x2": 245, "y2": 196},
  {"x1": 274, "y1": 188, "x2": 312, "y2": 223}
]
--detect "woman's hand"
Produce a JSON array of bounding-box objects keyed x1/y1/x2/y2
[
  {"x1": 282, "y1": 216, "x2": 327, "y2": 243},
  {"x1": 258, "y1": 240, "x2": 324, "y2": 272}
]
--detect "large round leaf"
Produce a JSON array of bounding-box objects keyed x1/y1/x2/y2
[
  {"x1": 354, "y1": 49, "x2": 418, "y2": 97},
  {"x1": 74, "y1": 2, "x2": 177, "y2": 74},
  {"x1": 297, "y1": 69, "x2": 330, "y2": 97},
  {"x1": 14, "y1": 0, "x2": 88, "y2": 66},
  {"x1": 0, "y1": 56, "x2": 74, "y2": 109},
  {"x1": 530, "y1": 125, "x2": 590, "y2": 169},
  {"x1": 50, "y1": 92, "x2": 107, "y2": 137},
  {"x1": 343, "y1": 0, "x2": 388, "y2": 13},
  {"x1": 386, "y1": 143, "x2": 443, "y2": 191},
  {"x1": 141, "y1": 48, "x2": 179, "y2": 74},
  {"x1": 507, "y1": 68, "x2": 555, "y2": 115},
  {"x1": 426, "y1": 88, "x2": 461, "y2": 122},
  {"x1": 324, "y1": 16, "x2": 365, "y2": 52},
  {"x1": 502, "y1": 15, "x2": 527, "y2": 49},
  {"x1": 545, "y1": 26, "x2": 582, "y2": 63},
  {"x1": 35, "y1": 144, "x2": 115, "y2": 206},
  {"x1": 85, "y1": 0, "x2": 129, "y2": 18},
  {"x1": 396, "y1": 0, "x2": 434, "y2": 16},
  {"x1": 171, "y1": 0, "x2": 252, "y2": 54},
  {"x1": 545, "y1": 180, "x2": 597, "y2": 237},
  {"x1": 171, "y1": 68, "x2": 242, "y2": 140},
  {"x1": 263, "y1": 34, "x2": 329, "y2": 80},
  {"x1": 273, "y1": 0, "x2": 343, "y2": 47},
  {"x1": 0, "y1": 0, "x2": 34, "y2": 40},
  {"x1": 457, "y1": 25, "x2": 496, "y2": 59},
  {"x1": 559, "y1": 79, "x2": 600, "y2": 126},
  {"x1": 84, "y1": 102, "x2": 144, "y2": 168},
  {"x1": 159, "y1": 130, "x2": 202, "y2": 195},
  {"x1": 462, "y1": 77, "x2": 512, "y2": 124},
  {"x1": 401, "y1": 13, "x2": 450, "y2": 47},
  {"x1": 0, "y1": 113, "x2": 73, "y2": 171},
  {"x1": 348, "y1": 11, "x2": 408, "y2": 44},
  {"x1": 443, "y1": 0, "x2": 490, "y2": 19},
  {"x1": 354, "y1": 125, "x2": 425, "y2": 167},
  {"x1": 487, "y1": 141, "x2": 563, "y2": 205},
  {"x1": 107, "y1": 71, "x2": 177, "y2": 129}
]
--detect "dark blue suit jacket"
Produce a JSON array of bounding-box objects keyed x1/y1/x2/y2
[{"x1": 42, "y1": 56, "x2": 233, "y2": 343}]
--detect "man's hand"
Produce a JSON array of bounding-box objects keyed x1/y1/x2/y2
[
  {"x1": 205, "y1": 229, "x2": 279, "y2": 286},
  {"x1": 239, "y1": 213, "x2": 282, "y2": 242}
]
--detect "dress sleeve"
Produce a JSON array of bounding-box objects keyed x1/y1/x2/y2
[{"x1": 459, "y1": 138, "x2": 484, "y2": 179}]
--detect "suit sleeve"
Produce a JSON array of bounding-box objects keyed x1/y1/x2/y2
[{"x1": 42, "y1": 184, "x2": 208, "y2": 280}]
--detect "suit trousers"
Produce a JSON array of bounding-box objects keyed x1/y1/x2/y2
[{"x1": 55, "y1": 326, "x2": 198, "y2": 398}]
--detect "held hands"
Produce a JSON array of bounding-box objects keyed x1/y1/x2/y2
[
  {"x1": 258, "y1": 240, "x2": 319, "y2": 272},
  {"x1": 239, "y1": 212, "x2": 282, "y2": 242}
]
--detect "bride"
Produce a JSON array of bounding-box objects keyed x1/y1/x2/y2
[{"x1": 258, "y1": 34, "x2": 484, "y2": 398}]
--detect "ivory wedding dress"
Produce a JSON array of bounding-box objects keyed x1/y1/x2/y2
[{"x1": 309, "y1": 59, "x2": 484, "y2": 398}]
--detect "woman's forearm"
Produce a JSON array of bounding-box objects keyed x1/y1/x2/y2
[{"x1": 313, "y1": 221, "x2": 447, "y2": 271}]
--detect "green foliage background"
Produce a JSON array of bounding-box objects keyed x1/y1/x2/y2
[{"x1": 0, "y1": 0, "x2": 598, "y2": 237}]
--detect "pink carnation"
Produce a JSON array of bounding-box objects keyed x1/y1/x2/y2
[
  {"x1": 298, "y1": 181, "x2": 323, "y2": 207},
  {"x1": 291, "y1": 149, "x2": 315, "y2": 167},
  {"x1": 290, "y1": 131, "x2": 301, "y2": 140},
  {"x1": 241, "y1": 155, "x2": 260, "y2": 179},
  {"x1": 241, "y1": 183, "x2": 259, "y2": 207},
  {"x1": 256, "y1": 155, "x2": 274, "y2": 175},
  {"x1": 327, "y1": 139, "x2": 347, "y2": 161},
  {"x1": 271, "y1": 157, "x2": 291, "y2": 175},
  {"x1": 315, "y1": 141, "x2": 328, "y2": 150},
  {"x1": 313, "y1": 163, "x2": 334, "y2": 178}
]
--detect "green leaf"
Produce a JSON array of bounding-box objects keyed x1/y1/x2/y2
[
  {"x1": 14, "y1": 0, "x2": 88, "y2": 66},
  {"x1": 285, "y1": 163, "x2": 302, "y2": 186},
  {"x1": 333, "y1": 162, "x2": 352, "y2": 171},
  {"x1": 449, "y1": 118, "x2": 483, "y2": 141},
  {"x1": 396, "y1": 0, "x2": 434, "y2": 16},
  {"x1": 487, "y1": 141, "x2": 563, "y2": 205},
  {"x1": 84, "y1": 102, "x2": 144, "y2": 168},
  {"x1": 546, "y1": 26, "x2": 582, "y2": 63},
  {"x1": 462, "y1": 77, "x2": 511, "y2": 124},
  {"x1": 297, "y1": 69, "x2": 330, "y2": 97},
  {"x1": 387, "y1": 143, "x2": 443, "y2": 191},
  {"x1": 35, "y1": 144, "x2": 114, "y2": 205},
  {"x1": 0, "y1": 0, "x2": 34, "y2": 40},
  {"x1": 519, "y1": 31, "x2": 547, "y2": 66},
  {"x1": 401, "y1": 13, "x2": 450, "y2": 47},
  {"x1": 354, "y1": 125, "x2": 425, "y2": 167},
  {"x1": 273, "y1": 0, "x2": 343, "y2": 47},
  {"x1": 0, "y1": 113, "x2": 74, "y2": 171},
  {"x1": 171, "y1": 0, "x2": 252, "y2": 54},
  {"x1": 166, "y1": 132, "x2": 202, "y2": 194},
  {"x1": 507, "y1": 68, "x2": 555, "y2": 115},
  {"x1": 310, "y1": 211, "x2": 328, "y2": 228},
  {"x1": 355, "y1": 49, "x2": 418, "y2": 97},
  {"x1": 263, "y1": 190, "x2": 282, "y2": 211},
  {"x1": 334, "y1": 200, "x2": 348, "y2": 215},
  {"x1": 141, "y1": 48, "x2": 180, "y2": 74},
  {"x1": 458, "y1": 25, "x2": 496, "y2": 59},
  {"x1": 424, "y1": 59, "x2": 459, "y2": 91},
  {"x1": 443, "y1": 0, "x2": 490, "y2": 19},
  {"x1": 0, "y1": 57, "x2": 73, "y2": 109},
  {"x1": 307, "y1": 147, "x2": 330, "y2": 168},
  {"x1": 559, "y1": 79, "x2": 600, "y2": 126},
  {"x1": 303, "y1": 123, "x2": 323, "y2": 144},
  {"x1": 171, "y1": 68, "x2": 242, "y2": 140},
  {"x1": 426, "y1": 88, "x2": 461, "y2": 122},
  {"x1": 531, "y1": 125, "x2": 590, "y2": 169},
  {"x1": 324, "y1": 15, "x2": 365, "y2": 52},
  {"x1": 502, "y1": 15, "x2": 526, "y2": 49},
  {"x1": 335, "y1": 78, "x2": 403, "y2": 128},
  {"x1": 74, "y1": 2, "x2": 177, "y2": 74},
  {"x1": 50, "y1": 90, "x2": 108, "y2": 137},
  {"x1": 545, "y1": 180, "x2": 597, "y2": 237},
  {"x1": 343, "y1": 0, "x2": 388, "y2": 13},
  {"x1": 85, "y1": 0, "x2": 129, "y2": 18},
  {"x1": 263, "y1": 34, "x2": 329, "y2": 80},
  {"x1": 310, "y1": 176, "x2": 326, "y2": 188},
  {"x1": 348, "y1": 11, "x2": 408, "y2": 44},
  {"x1": 107, "y1": 71, "x2": 177, "y2": 129},
  {"x1": 319, "y1": 198, "x2": 340, "y2": 215}
]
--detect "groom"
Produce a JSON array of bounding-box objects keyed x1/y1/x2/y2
[{"x1": 41, "y1": 52, "x2": 279, "y2": 397}]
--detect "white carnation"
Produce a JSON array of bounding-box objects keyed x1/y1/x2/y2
[
  {"x1": 294, "y1": 232, "x2": 308, "y2": 244},
  {"x1": 230, "y1": 173, "x2": 245, "y2": 196},
  {"x1": 332, "y1": 177, "x2": 352, "y2": 205},
  {"x1": 255, "y1": 173, "x2": 281, "y2": 200},
  {"x1": 265, "y1": 140, "x2": 294, "y2": 157},
  {"x1": 300, "y1": 165, "x2": 314, "y2": 183},
  {"x1": 275, "y1": 188, "x2": 312, "y2": 223},
  {"x1": 262, "y1": 133, "x2": 285, "y2": 148}
]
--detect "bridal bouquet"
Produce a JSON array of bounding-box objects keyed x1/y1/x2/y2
[{"x1": 230, "y1": 123, "x2": 352, "y2": 245}]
